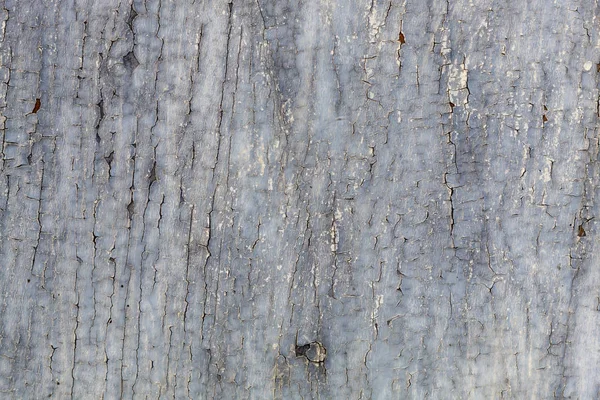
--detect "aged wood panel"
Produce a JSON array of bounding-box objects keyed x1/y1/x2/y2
[{"x1": 1, "y1": 0, "x2": 600, "y2": 398}]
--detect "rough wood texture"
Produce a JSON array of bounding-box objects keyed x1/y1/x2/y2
[{"x1": 1, "y1": 0, "x2": 599, "y2": 398}]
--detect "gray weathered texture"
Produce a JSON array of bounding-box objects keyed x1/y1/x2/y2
[{"x1": 1, "y1": 0, "x2": 600, "y2": 398}]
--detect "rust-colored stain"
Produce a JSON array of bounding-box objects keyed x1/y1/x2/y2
[
  {"x1": 578, "y1": 225, "x2": 586, "y2": 237},
  {"x1": 31, "y1": 98, "x2": 41, "y2": 114},
  {"x1": 542, "y1": 114, "x2": 548, "y2": 122},
  {"x1": 398, "y1": 31, "x2": 405, "y2": 44}
]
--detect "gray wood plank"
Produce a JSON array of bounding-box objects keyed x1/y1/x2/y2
[{"x1": 1, "y1": 0, "x2": 599, "y2": 398}]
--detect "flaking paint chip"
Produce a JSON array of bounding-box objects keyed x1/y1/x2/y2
[
  {"x1": 398, "y1": 31, "x2": 405, "y2": 44},
  {"x1": 31, "y1": 98, "x2": 41, "y2": 114}
]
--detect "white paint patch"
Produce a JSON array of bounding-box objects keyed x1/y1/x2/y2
[
  {"x1": 448, "y1": 63, "x2": 469, "y2": 105},
  {"x1": 584, "y1": 61, "x2": 593, "y2": 71},
  {"x1": 330, "y1": 220, "x2": 338, "y2": 252},
  {"x1": 540, "y1": 168, "x2": 551, "y2": 183},
  {"x1": 334, "y1": 208, "x2": 343, "y2": 221},
  {"x1": 371, "y1": 294, "x2": 384, "y2": 322},
  {"x1": 257, "y1": 143, "x2": 266, "y2": 176}
]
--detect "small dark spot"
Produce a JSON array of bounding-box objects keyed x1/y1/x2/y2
[
  {"x1": 127, "y1": 304, "x2": 130, "y2": 307},
  {"x1": 543, "y1": 105, "x2": 548, "y2": 111},
  {"x1": 149, "y1": 161, "x2": 157, "y2": 184},
  {"x1": 449, "y1": 102, "x2": 455, "y2": 111},
  {"x1": 56, "y1": 381, "x2": 60, "y2": 385},
  {"x1": 217, "y1": 374, "x2": 222, "y2": 382},
  {"x1": 543, "y1": 115, "x2": 548, "y2": 122},
  {"x1": 295, "y1": 344, "x2": 310, "y2": 357},
  {"x1": 104, "y1": 151, "x2": 114, "y2": 167},
  {"x1": 97, "y1": 100, "x2": 105, "y2": 125},
  {"x1": 121, "y1": 284, "x2": 124, "y2": 288},
  {"x1": 578, "y1": 225, "x2": 586, "y2": 237},
  {"x1": 108, "y1": 318, "x2": 112, "y2": 324},
  {"x1": 123, "y1": 51, "x2": 139, "y2": 71},
  {"x1": 105, "y1": 152, "x2": 114, "y2": 177},
  {"x1": 127, "y1": 200, "x2": 135, "y2": 219},
  {"x1": 398, "y1": 31, "x2": 405, "y2": 44},
  {"x1": 597, "y1": 63, "x2": 600, "y2": 73},
  {"x1": 27, "y1": 279, "x2": 31, "y2": 283},
  {"x1": 295, "y1": 342, "x2": 327, "y2": 363}
]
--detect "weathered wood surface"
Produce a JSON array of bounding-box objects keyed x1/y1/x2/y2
[{"x1": 1, "y1": 0, "x2": 600, "y2": 398}]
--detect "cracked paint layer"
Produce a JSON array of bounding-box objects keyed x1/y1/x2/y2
[{"x1": 1, "y1": 0, "x2": 600, "y2": 399}]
